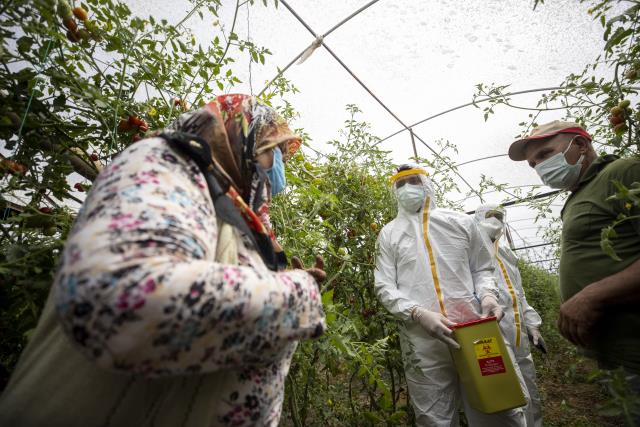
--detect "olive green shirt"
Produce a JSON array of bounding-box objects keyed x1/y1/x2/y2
[{"x1": 560, "y1": 155, "x2": 640, "y2": 374}]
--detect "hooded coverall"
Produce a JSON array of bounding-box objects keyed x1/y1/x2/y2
[
  {"x1": 474, "y1": 204, "x2": 543, "y2": 427},
  {"x1": 375, "y1": 170, "x2": 527, "y2": 426}
]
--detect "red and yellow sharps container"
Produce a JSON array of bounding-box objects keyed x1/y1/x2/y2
[{"x1": 450, "y1": 316, "x2": 527, "y2": 413}]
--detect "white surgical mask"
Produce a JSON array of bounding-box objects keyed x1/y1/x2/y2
[
  {"x1": 397, "y1": 184, "x2": 427, "y2": 212},
  {"x1": 534, "y1": 139, "x2": 584, "y2": 189},
  {"x1": 479, "y1": 217, "x2": 503, "y2": 241}
]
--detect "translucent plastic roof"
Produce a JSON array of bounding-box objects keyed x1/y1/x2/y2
[{"x1": 125, "y1": 0, "x2": 614, "y2": 270}]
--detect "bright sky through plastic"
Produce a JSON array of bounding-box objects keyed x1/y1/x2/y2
[{"x1": 125, "y1": 0, "x2": 613, "y2": 270}]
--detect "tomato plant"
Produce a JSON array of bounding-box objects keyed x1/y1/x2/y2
[
  {"x1": 273, "y1": 105, "x2": 411, "y2": 425},
  {"x1": 0, "y1": 0, "x2": 281, "y2": 388},
  {"x1": 1, "y1": 1, "x2": 633, "y2": 425}
]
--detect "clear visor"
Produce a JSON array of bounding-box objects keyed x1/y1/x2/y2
[{"x1": 394, "y1": 174, "x2": 424, "y2": 189}]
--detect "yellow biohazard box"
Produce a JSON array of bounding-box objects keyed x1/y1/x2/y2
[{"x1": 450, "y1": 316, "x2": 526, "y2": 413}]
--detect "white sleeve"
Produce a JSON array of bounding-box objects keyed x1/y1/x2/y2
[
  {"x1": 53, "y1": 139, "x2": 326, "y2": 377},
  {"x1": 373, "y1": 229, "x2": 417, "y2": 321},
  {"x1": 468, "y1": 221, "x2": 499, "y2": 300}
]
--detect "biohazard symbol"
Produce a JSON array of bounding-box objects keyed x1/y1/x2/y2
[{"x1": 474, "y1": 337, "x2": 501, "y2": 359}]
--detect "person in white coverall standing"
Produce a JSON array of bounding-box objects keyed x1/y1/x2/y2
[
  {"x1": 374, "y1": 165, "x2": 528, "y2": 427},
  {"x1": 473, "y1": 203, "x2": 546, "y2": 427}
]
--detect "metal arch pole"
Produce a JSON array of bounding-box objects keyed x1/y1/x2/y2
[
  {"x1": 259, "y1": 0, "x2": 383, "y2": 96},
  {"x1": 455, "y1": 154, "x2": 507, "y2": 167},
  {"x1": 375, "y1": 84, "x2": 640, "y2": 145},
  {"x1": 323, "y1": 0, "x2": 383, "y2": 36},
  {"x1": 277, "y1": 0, "x2": 485, "y2": 201},
  {"x1": 505, "y1": 223, "x2": 516, "y2": 250},
  {"x1": 465, "y1": 190, "x2": 562, "y2": 214},
  {"x1": 375, "y1": 86, "x2": 565, "y2": 145},
  {"x1": 409, "y1": 128, "x2": 418, "y2": 159},
  {"x1": 512, "y1": 242, "x2": 558, "y2": 251}
]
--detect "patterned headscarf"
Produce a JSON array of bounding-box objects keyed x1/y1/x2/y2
[
  {"x1": 169, "y1": 94, "x2": 300, "y2": 207},
  {"x1": 164, "y1": 95, "x2": 299, "y2": 269}
]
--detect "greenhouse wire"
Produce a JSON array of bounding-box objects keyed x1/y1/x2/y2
[
  {"x1": 258, "y1": 0, "x2": 382, "y2": 97},
  {"x1": 278, "y1": 0, "x2": 485, "y2": 201},
  {"x1": 455, "y1": 154, "x2": 507, "y2": 167},
  {"x1": 273, "y1": 0, "x2": 567, "y2": 263},
  {"x1": 375, "y1": 84, "x2": 640, "y2": 145},
  {"x1": 465, "y1": 190, "x2": 562, "y2": 214},
  {"x1": 188, "y1": 0, "x2": 636, "y2": 272},
  {"x1": 529, "y1": 258, "x2": 560, "y2": 264},
  {"x1": 512, "y1": 242, "x2": 557, "y2": 251},
  {"x1": 375, "y1": 86, "x2": 566, "y2": 145},
  {"x1": 323, "y1": 0, "x2": 383, "y2": 36},
  {"x1": 273, "y1": 2, "x2": 561, "y2": 268},
  {"x1": 456, "y1": 184, "x2": 546, "y2": 205}
]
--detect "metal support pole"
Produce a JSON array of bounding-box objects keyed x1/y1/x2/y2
[{"x1": 409, "y1": 128, "x2": 418, "y2": 159}]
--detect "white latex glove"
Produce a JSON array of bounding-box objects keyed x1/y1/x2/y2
[
  {"x1": 480, "y1": 295, "x2": 504, "y2": 322},
  {"x1": 527, "y1": 327, "x2": 548, "y2": 354},
  {"x1": 411, "y1": 307, "x2": 460, "y2": 349}
]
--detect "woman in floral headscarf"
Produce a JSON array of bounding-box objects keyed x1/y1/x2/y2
[{"x1": 0, "y1": 95, "x2": 325, "y2": 427}]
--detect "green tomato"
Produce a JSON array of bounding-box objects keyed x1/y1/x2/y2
[
  {"x1": 43, "y1": 226, "x2": 57, "y2": 236},
  {"x1": 57, "y1": 0, "x2": 73, "y2": 19}
]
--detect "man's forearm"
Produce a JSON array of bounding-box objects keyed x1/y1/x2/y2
[{"x1": 584, "y1": 257, "x2": 640, "y2": 306}]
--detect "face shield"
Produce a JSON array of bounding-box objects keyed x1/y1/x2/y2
[
  {"x1": 390, "y1": 166, "x2": 436, "y2": 213},
  {"x1": 474, "y1": 203, "x2": 506, "y2": 241}
]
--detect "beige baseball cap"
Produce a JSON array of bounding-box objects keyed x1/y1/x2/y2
[{"x1": 508, "y1": 120, "x2": 592, "y2": 161}]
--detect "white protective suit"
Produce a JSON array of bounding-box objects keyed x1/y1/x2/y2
[
  {"x1": 374, "y1": 168, "x2": 527, "y2": 427},
  {"x1": 474, "y1": 204, "x2": 543, "y2": 427}
]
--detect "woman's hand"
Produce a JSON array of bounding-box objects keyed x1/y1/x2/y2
[{"x1": 291, "y1": 255, "x2": 326, "y2": 284}]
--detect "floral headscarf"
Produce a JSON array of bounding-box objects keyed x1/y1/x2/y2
[
  {"x1": 169, "y1": 94, "x2": 300, "y2": 206},
  {"x1": 162, "y1": 94, "x2": 299, "y2": 270}
]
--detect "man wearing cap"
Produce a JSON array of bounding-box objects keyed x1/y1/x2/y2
[{"x1": 508, "y1": 121, "x2": 640, "y2": 389}]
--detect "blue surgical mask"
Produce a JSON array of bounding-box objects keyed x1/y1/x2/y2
[
  {"x1": 534, "y1": 139, "x2": 584, "y2": 189},
  {"x1": 397, "y1": 183, "x2": 427, "y2": 212},
  {"x1": 266, "y1": 147, "x2": 286, "y2": 196}
]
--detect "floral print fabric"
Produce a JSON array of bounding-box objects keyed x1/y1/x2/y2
[{"x1": 53, "y1": 137, "x2": 325, "y2": 425}]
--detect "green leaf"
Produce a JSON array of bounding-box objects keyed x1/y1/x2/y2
[
  {"x1": 330, "y1": 335, "x2": 353, "y2": 357},
  {"x1": 321, "y1": 289, "x2": 334, "y2": 306},
  {"x1": 388, "y1": 411, "x2": 407, "y2": 424},
  {"x1": 357, "y1": 365, "x2": 367, "y2": 378},
  {"x1": 325, "y1": 311, "x2": 336, "y2": 326},
  {"x1": 53, "y1": 93, "x2": 66, "y2": 108},
  {"x1": 600, "y1": 227, "x2": 622, "y2": 261},
  {"x1": 363, "y1": 412, "x2": 383, "y2": 423},
  {"x1": 604, "y1": 27, "x2": 632, "y2": 52},
  {"x1": 17, "y1": 36, "x2": 33, "y2": 55}
]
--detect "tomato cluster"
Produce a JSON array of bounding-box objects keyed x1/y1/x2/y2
[
  {"x1": 625, "y1": 64, "x2": 639, "y2": 81},
  {"x1": 609, "y1": 99, "x2": 631, "y2": 136},
  {"x1": 0, "y1": 158, "x2": 27, "y2": 175},
  {"x1": 57, "y1": 1, "x2": 99, "y2": 43},
  {"x1": 118, "y1": 115, "x2": 149, "y2": 143},
  {"x1": 174, "y1": 98, "x2": 190, "y2": 110}
]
